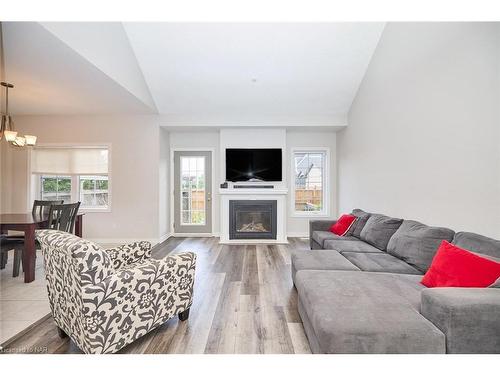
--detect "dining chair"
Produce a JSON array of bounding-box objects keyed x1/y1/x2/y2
[
  {"x1": 33, "y1": 200, "x2": 65, "y2": 217},
  {"x1": 0, "y1": 200, "x2": 73, "y2": 277},
  {"x1": 47, "y1": 202, "x2": 81, "y2": 233}
]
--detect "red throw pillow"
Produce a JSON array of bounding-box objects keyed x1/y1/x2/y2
[
  {"x1": 421, "y1": 240, "x2": 500, "y2": 288},
  {"x1": 329, "y1": 214, "x2": 357, "y2": 236}
]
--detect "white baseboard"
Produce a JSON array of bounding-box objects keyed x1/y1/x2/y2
[
  {"x1": 219, "y1": 239, "x2": 289, "y2": 245},
  {"x1": 287, "y1": 232, "x2": 309, "y2": 238},
  {"x1": 172, "y1": 233, "x2": 216, "y2": 237},
  {"x1": 158, "y1": 233, "x2": 172, "y2": 244}
]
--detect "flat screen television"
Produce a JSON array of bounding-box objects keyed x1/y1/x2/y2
[{"x1": 225, "y1": 148, "x2": 282, "y2": 182}]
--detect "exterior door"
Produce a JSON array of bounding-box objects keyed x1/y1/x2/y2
[{"x1": 173, "y1": 151, "x2": 212, "y2": 234}]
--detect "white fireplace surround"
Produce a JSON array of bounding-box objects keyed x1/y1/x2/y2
[{"x1": 219, "y1": 188, "x2": 288, "y2": 244}]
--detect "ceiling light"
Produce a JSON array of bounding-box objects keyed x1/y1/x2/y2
[
  {"x1": 3, "y1": 129, "x2": 17, "y2": 142},
  {"x1": 0, "y1": 82, "x2": 36, "y2": 147},
  {"x1": 25, "y1": 135, "x2": 37, "y2": 146},
  {"x1": 0, "y1": 23, "x2": 37, "y2": 148},
  {"x1": 12, "y1": 135, "x2": 26, "y2": 147}
]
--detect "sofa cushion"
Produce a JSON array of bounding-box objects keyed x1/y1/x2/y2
[
  {"x1": 421, "y1": 241, "x2": 500, "y2": 288},
  {"x1": 312, "y1": 231, "x2": 359, "y2": 247},
  {"x1": 452, "y1": 232, "x2": 500, "y2": 259},
  {"x1": 330, "y1": 214, "x2": 357, "y2": 236},
  {"x1": 323, "y1": 239, "x2": 383, "y2": 253},
  {"x1": 387, "y1": 220, "x2": 455, "y2": 273},
  {"x1": 295, "y1": 270, "x2": 445, "y2": 353},
  {"x1": 291, "y1": 250, "x2": 360, "y2": 284},
  {"x1": 349, "y1": 209, "x2": 371, "y2": 238},
  {"x1": 341, "y1": 252, "x2": 422, "y2": 275},
  {"x1": 360, "y1": 214, "x2": 403, "y2": 250}
]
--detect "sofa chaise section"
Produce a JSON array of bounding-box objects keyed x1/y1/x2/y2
[
  {"x1": 291, "y1": 250, "x2": 360, "y2": 284},
  {"x1": 295, "y1": 270, "x2": 446, "y2": 354}
]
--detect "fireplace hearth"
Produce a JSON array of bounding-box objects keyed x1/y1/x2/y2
[{"x1": 229, "y1": 200, "x2": 277, "y2": 240}]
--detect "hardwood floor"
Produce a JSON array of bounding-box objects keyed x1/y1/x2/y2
[{"x1": 3, "y1": 237, "x2": 312, "y2": 354}]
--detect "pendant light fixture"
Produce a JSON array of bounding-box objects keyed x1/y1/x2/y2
[{"x1": 0, "y1": 22, "x2": 37, "y2": 147}]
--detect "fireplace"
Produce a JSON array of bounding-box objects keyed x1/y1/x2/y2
[{"x1": 229, "y1": 200, "x2": 277, "y2": 240}]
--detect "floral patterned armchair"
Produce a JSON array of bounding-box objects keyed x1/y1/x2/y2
[{"x1": 36, "y1": 229, "x2": 196, "y2": 354}]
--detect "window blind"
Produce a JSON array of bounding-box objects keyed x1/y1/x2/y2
[{"x1": 31, "y1": 147, "x2": 109, "y2": 175}]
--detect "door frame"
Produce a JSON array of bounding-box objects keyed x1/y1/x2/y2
[{"x1": 170, "y1": 147, "x2": 216, "y2": 237}]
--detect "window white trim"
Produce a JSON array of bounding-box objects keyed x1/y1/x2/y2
[
  {"x1": 30, "y1": 143, "x2": 112, "y2": 213},
  {"x1": 290, "y1": 147, "x2": 330, "y2": 218}
]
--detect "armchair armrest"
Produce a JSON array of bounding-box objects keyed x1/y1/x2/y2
[
  {"x1": 82, "y1": 252, "x2": 196, "y2": 353},
  {"x1": 421, "y1": 288, "x2": 500, "y2": 353},
  {"x1": 104, "y1": 241, "x2": 152, "y2": 270},
  {"x1": 309, "y1": 220, "x2": 336, "y2": 248}
]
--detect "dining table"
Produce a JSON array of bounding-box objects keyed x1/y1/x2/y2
[{"x1": 0, "y1": 212, "x2": 84, "y2": 283}]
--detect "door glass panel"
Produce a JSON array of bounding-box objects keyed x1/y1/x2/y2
[{"x1": 180, "y1": 156, "x2": 206, "y2": 225}]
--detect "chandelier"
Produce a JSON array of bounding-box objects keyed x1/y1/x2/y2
[
  {"x1": 0, "y1": 22, "x2": 36, "y2": 147},
  {"x1": 0, "y1": 82, "x2": 36, "y2": 147}
]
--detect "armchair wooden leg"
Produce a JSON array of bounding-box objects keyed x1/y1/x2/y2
[
  {"x1": 178, "y1": 308, "x2": 190, "y2": 321},
  {"x1": 57, "y1": 327, "x2": 68, "y2": 339}
]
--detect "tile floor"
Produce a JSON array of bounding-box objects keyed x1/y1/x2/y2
[
  {"x1": 0, "y1": 243, "x2": 119, "y2": 344},
  {"x1": 0, "y1": 249, "x2": 50, "y2": 344}
]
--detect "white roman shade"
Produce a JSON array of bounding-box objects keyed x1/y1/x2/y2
[{"x1": 31, "y1": 147, "x2": 109, "y2": 175}]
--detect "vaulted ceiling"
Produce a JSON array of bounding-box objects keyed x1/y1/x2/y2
[{"x1": 1, "y1": 22, "x2": 385, "y2": 125}]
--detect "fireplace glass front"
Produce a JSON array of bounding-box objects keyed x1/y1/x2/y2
[{"x1": 229, "y1": 200, "x2": 277, "y2": 240}]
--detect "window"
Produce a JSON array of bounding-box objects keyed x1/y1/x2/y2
[
  {"x1": 79, "y1": 176, "x2": 109, "y2": 208},
  {"x1": 180, "y1": 156, "x2": 206, "y2": 225},
  {"x1": 31, "y1": 146, "x2": 110, "y2": 211},
  {"x1": 40, "y1": 175, "x2": 72, "y2": 203},
  {"x1": 292, "y1": 149, "x2": 328, "y2": 216}
]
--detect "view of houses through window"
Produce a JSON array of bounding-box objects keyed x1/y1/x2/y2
[{"x1": 293, "y1": 151, "x2": 326, "y2": 214}]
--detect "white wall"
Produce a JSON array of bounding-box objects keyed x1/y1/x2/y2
[
  {"x1": 158, "y1": 127, "x2": 170, "y2": 240},
  {"x1": 286, "y1": 131, "x2": 337, "y2": 236},
  {"x1": 338, "y1": 22, "x2": 500, "y2": 238},
  {"x1": 2, "y1": 115, "x2": 161, "y2": 242}
]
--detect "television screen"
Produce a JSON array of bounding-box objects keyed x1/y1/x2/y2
[{"x1": 225, "y1": 148, "x2": 282, "y2": 182}]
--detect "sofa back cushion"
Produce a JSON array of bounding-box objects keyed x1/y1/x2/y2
[
  {"x1": 387, "y1": 220, "x2": 455, "y2": 273},
  {"x1": 348, "y1": 209, "x2": 371, "y2": 238},
  {"x1": 452, "y1": 232, "x2": 500, "y2": 259},
  {"x1": 360, "y1": 214, "x2": 403, "y2": 250}
]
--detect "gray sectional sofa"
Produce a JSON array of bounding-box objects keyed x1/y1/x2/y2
[{"x1": 293, "y1": 209, "x2": 500, "y2": 354}]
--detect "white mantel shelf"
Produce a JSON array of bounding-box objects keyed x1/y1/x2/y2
[
  {"x1": 219, "y1": 189, "x2": 288, "y2": 244},
  {"x1": 219, "y1": 188, "x2": 288, "y2": 195}
]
